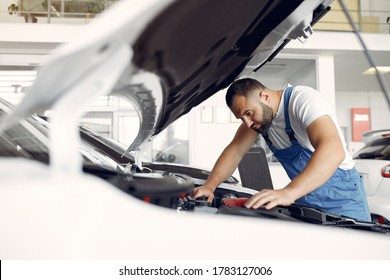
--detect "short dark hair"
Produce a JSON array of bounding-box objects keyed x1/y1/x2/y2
[{"x1": 225, "y1": 78, "x2": 265, "y2": 107}]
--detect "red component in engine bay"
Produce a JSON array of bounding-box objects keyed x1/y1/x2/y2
[{"x1": 221, "y1": 197, "x2": 249, "y2": 207}]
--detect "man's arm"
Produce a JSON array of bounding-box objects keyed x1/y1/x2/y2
[
  {"x1": 245, "y1": 115, "x2": 345, "y2": 209},
  {"x1": 191, "y1": 123, "x2": 258, "y2": 202}
]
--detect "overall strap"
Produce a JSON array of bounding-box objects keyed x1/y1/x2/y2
[
  {"x1": 283, "y1": 87, "x2": 297, "y2": 143},
  {"x1": 262, "y1": 132, "x2": 272, "y2": 148}
]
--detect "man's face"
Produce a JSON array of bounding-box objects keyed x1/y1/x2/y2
[{"x1": 231, "y1": 90, "x2": 273, "y2": 134}]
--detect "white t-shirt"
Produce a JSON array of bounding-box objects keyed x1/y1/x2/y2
[{"x1": 266, "y1": 85, "x2": 354, "y2": 170}]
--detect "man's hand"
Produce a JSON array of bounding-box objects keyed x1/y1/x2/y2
[
  {"x1": 191, "y1": 185, "x2": 215, "y2": 204},
  {"x1": 244, "y1": 189, "x2": 295, "y2": 210}
]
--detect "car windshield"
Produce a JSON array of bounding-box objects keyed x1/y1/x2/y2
[
  {"x1": 354, "y1": 138, "x2": 390, "y2": 160},
  {"x1": 0, "y1": 104, "x2": 123, "y2": 171},
  {"x1": 0, "y1": 110, "x2": 49, "y2": 162}
]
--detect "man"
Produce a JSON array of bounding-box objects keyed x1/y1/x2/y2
[{"x1": 192, "y1": 78, "x2": 371, "y2": 221}]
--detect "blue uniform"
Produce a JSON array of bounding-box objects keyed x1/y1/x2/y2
[{"x1": 262, "y1": 87, "x2": 371, "y2": 222}]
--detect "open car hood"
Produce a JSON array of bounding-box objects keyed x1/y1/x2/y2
[
  {"x1": 131, "y1": 0, "x2": 333, "y2": 137},
  {"x1": 126, "y1": 0, "x2": 334, "y2": 152},
  {"x1": 0, "y1": 0, "x2": 334, "y2": 154}
]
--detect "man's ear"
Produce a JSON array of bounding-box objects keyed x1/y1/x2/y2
[{"x1": 260, "y1": 89, "x2": 270, "y2": 102}]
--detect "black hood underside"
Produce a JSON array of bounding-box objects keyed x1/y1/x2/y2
[{"x1": 133, "y1": 0, "x2": 304, "y2": 134}]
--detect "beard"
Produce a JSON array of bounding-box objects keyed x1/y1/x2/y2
[{"x1": 251, "y1": 102, "x2": 273, "y2": 134}]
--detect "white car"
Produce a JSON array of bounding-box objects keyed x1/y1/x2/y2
[
  {"x1": 1, "y1": 0, "x2": 390, "y2": 260},
  {"x1": 354, "y1": 129, "x2": 390, "y2": 224}
]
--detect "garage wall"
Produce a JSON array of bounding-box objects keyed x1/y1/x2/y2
[
  {"x1": 189, "y1": 89, "x2": 241, "y2": 177},
  {"x1": 289, "y1": 59, "x2": 316, "y2": 89},
  {"x1": 336, "y1": 90, "x2": 390, "y2": 153}
]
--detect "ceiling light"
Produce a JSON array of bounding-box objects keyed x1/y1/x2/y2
[{"x1": 362, "y1": 66, "x2": 390, "y2": 75}]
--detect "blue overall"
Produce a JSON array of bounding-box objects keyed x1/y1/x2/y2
[{"x1": 261, "y1": 87, "x2": 371, "y2": 221}]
